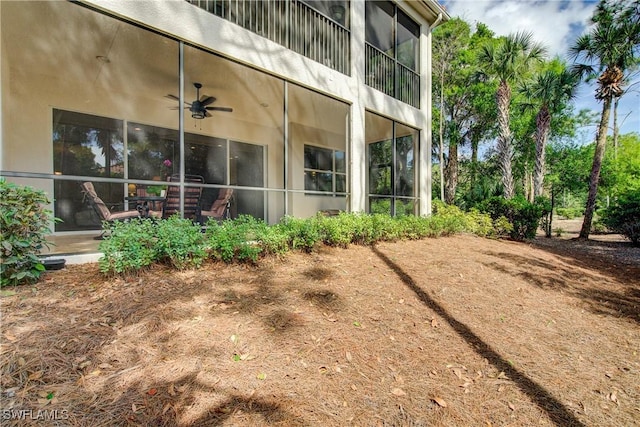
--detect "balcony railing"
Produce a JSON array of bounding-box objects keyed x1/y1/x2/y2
[
  {"x1": 365, "y1": 43, "x2": 420, "y2": 108},
  {"x1": 187, "y1": 0, "x2": 350, "y2": 75}
]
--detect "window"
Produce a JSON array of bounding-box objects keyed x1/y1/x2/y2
[
  {"x1": 365, "y1": 1, "x2": 419, "y2": 71},
  {"x1": 365, "y1": 1, "x2": 421, "y2": 106},
  {"x1": 304, "y1": 145, "x2": 346, "y2": 194},
  {"x1": 366, "y1": 112, "x2": 418, "y2": 216},
  {"x1": 127, "y1": 123, "x2": 178, "y2": 181},
  {"x1": 53, "y1": 109, "x2": 124, "y2": 178},
  {"x1": 52, "y1": 110, "x2": 125, "y2": 231}
]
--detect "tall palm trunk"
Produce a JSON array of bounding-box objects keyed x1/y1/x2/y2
[
  {"x1": 612, "y1": 96, "x2": 619, "y2": 159},
  {"x1": 579, "y1": 95, "x2": 612, "y2": 239},
  {"x1": 438, "y1": 75, "x2": 445, "y2": 201},
  {"x1": 533, "y1": 105, "x2": 551, "y2": 198},
  {"x1": 470, "y1": 137, "x2": 479, "y2": 189},
  {"x1": 496, "y1": 80, "x2": 514, "y2": 198},
  {"x1": 444, "y1": 141, "x2": 458, "y2": 204}
]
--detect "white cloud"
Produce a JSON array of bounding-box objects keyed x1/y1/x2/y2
[{"x1": 442, "y1": 0, "x2": 595, "y2": 58}]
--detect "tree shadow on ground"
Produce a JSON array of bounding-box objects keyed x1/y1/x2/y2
[
  {"x1": 372, "y1": 246, "x2": 587, "y2": 427},
  {"x1": 76, "y1": 372, "x2": 299, "y2": 426},
  {"x1": 529, "y1": 238, "x2": 640, "y2": 285},
  {"x1": 302, "y1": 266, "x2": 333, "y2": 281},
  {"x1": 0, "y1": 262, "x2": 303, "y2": 425},
  {"x1": 208, "y1": 264, "x2": 344, "y2": 333},
  {"x1": 482, "y1": 250, "x2": 640, "y2": 325}
]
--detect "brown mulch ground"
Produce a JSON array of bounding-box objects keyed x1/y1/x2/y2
[{"x1": 1, "y1": 221, "x2": 639, "y2": 426}]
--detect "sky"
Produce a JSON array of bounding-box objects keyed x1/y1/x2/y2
[{"x1": 440, "y1": 0, "x2": 640, "y2": 140}]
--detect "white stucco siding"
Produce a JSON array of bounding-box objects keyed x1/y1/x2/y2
[{"x1": 82, "y1": 0, "x2": 358, "y2": 104}]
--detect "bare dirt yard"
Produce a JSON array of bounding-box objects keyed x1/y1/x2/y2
[{"x1": 1, "y1": 221, "x2": 639, "y2": 426}]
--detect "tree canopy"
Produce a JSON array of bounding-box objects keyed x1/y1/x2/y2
[{"x1": 431, "y1": 0, "x2": 639, "y2": 242}]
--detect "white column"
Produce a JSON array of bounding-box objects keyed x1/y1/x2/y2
[
  {"x1": 349, "y1": 0, "x2": 366, "y2": 213},
  {"x1": 419, "y1": 22, "x2": 433, "y2": 216}
]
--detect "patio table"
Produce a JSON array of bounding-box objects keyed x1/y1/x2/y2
[{"x1": 125, "y1": 196, "x2": 165, "y2": 218}]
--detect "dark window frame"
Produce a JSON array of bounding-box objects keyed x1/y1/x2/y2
[{"x1": 303, "y1": 144, "x2": 347, "y2": 195}]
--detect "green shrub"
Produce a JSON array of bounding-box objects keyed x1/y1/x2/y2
[
  {"x1": 591, "y1": 218, "x2": 609, "y2": 234},
  {"x1": 477, "y1": 196, "x2": 545, "y2": 240},
  {"x1": 369, "y1": 213, "x2": 401, "y2": 242},
  {"x1": 555, "y1": 207, "x2": 583, "y2": 219},
  {"x1": 279, "y1": 215, "x2": 322, "y2": 252},
  {"x1": 338, "y1": 213, "x2": 374, "y2": 245},
  {"x1": 254, "y1": 221, "x2": 290, "y2": 256},
  {"x1": 155, "y1": 216, "x2": 206, "y2": 269},
  {"x1": 600, "y1": 190, "x2": 640, "y2": 246},
  {"x1": 98, "y1": 218, "x2": 159, "y2": 274},
  {"x1": 464, "y1": 209, "x2": 497, "y2": 238},
  {"x1": 493, "y1": 215, "x2": 514, "y2": 237},
  {"x1": 316, "y1": 214, "x2": 354, "y2": 248},
  {"x1": 369, "y1": 199, "x2": 391, "y2": 215},
  {"x1": 98, "y1": 199, "x2": 535, "y2": 276},
  {"x1": 395, "y1": 214, "x2": 429, "y2": 239},
  {"x1": 0, "y1": 180, "x2": 54, "y2": 286},
  {"x1": 205, "y1": 215, "x2": 265, "y2": 263}
]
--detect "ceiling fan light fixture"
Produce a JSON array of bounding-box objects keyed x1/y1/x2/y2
[{"x1": 167, "y1": 83, "x2": 231, "y2": 119}]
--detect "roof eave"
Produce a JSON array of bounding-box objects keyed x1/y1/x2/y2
[{"x1": 407, "y1": 0, "x2": 450, "y2": 27}]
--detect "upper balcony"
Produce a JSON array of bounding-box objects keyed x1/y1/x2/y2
[
  {"x1": 186, "y1": 0, "x2": 420, "y2": 108},
  {"x1": 186, "y1": 0, "x2": 351, "y2": 75},
  {"x1": 365, "y1": 1, "x2": 421, "y2": 108}
]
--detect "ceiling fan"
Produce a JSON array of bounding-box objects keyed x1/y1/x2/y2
[{"x1": 165, "y1": 82, "x2": 233, "y2": 119}]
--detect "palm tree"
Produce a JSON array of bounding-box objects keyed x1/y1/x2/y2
[
  {"x1": 479, "y1": 31, "x2": 547, "y2": 198},
  {"x1": 569, "y1": 0, "x2": 640, "y2": 239},
  {"x1": 519, "y1": 67, "x2": 578, "y2": 198}
]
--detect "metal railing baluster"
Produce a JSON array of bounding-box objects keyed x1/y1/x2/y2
[{"x1": 187, "y1": 0, "x2": 350, "y2": 75}]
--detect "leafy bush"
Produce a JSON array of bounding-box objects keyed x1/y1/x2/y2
[
  {"x1": 555, "y1": 207, "x2": 583, "y2": 219},
  {"x1": 316, "y1": 213, "x2": 355, "y2": 248},
  {"x1": 395, "y1": 214, "x2": 430, "y2": 240},
  {"x1": 155, "y1": 216, "x2": 206, "y2": 269},
  {"x1": 338, "y1": 213, "x2": 375, "y2": 245},
  {"x1": 370, "y1": 213, "x2": 402, "y2": 242},
  {"x1": 431, "y1": 201, "x2": 470, "y2": 236},
  {"x1": 0, "y1": 180, "x2": 53, "y2": 286},
  {"x1": 254, "y1": 222, "x2": 290, "y2": 256},
  {"x1": 98, "y1": 218, "x2": 159, "y2": 274},
  {"x1": 600, "y1": 190, "x2": 640, "y2": 246},
  {"x1": 369, "y1": 199, "x2": 391, "y2": 215},
  {"x1": 477, "y1": 196, "x2": 545, "y2": 240},
  {"x1": 431, "y1": 201, "x2": 500, "y2": 237},
  {"x1": 535, "y1": 196, "x2": 553, "y2": 238},
  {"x1": 591, "y1": 217, "x2": 609, "y2": 234},
  {"x1": 99, "y1": 200, "x2": 531, "y2": 275},
  {"x1": 279, "y1": 215, "x2": 323, "y2": 252},
  {"x1": 493, "y1": 215, "x2": 514, "y2": 237},
  {"x1": 464, "y1": 209, "x2": 498, "y2": 238},
  {"x1": 205, "y1": 215, "x2": 264, "y2": 263}
]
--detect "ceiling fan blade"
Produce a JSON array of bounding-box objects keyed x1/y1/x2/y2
[
  {"x1": 164, "y1": 94, "x2": 180, "y2": 101},
  {"x1": 200, "y1": 96, "x2": 216, "y2": 106},
  {"x1": 205, "y1": 110, "x2": 212, "y2": 118},
  {"x1": 206, "y1": 106, "x2": 233, "y2": 112}
]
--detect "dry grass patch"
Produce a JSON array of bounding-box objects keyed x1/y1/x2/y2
[{"x1": 1, "y1": 235, "x2": 639, "y2": 426}]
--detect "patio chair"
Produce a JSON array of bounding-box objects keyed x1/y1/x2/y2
[
  {"x1": 81, "y1": 182, "x2": 161, "y2": 238},
  {"x1": 162, "y1": 174, "x2": 204, "y2": 220},
  {"x1": 200, "y1": 188, "x2": 233, "y2": 224},
  {"x1": 81, "y1": 182, "x2": 162, "y2": 221}
]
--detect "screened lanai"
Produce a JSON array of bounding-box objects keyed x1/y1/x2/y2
[{"x1": 1, "y1": 1, "x2": 349, "y2": 252}]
